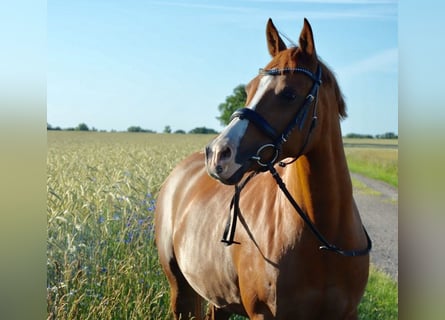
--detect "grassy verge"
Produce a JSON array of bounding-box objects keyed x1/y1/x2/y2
[
  {"x1": 358, "y1": 267, "x2": 398, "y2": 319},
  {"x1": 345, "y1": 146, "x2": 398, "y2": 188}
]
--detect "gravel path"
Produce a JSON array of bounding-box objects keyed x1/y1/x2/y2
[{"x1": 351, "y1": 173, "x2": 398, "y2": 281}]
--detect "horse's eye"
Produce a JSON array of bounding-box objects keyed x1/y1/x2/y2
[{"x1": 279, "y1": 88, "x2": 297, "y2": 101}]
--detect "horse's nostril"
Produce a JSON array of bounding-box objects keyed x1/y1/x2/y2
[{"x1": 220, "y1": 146, "x2": 232, "y2": 161}]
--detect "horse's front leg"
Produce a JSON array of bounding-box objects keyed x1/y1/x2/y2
[{"x1": 204, "y1": 304, "x2": 231, "y2": 320}]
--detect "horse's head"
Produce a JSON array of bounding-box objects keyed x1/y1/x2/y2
[{"x1": 206, "y1": 18, "x2": 345, "y2": 185}]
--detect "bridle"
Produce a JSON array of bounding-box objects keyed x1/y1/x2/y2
[
  {"x1": 221, "y1": 64, "x2": 372, "y2": 257},
  {"x1": 230, "y1": 64, "x2": 322, "y2": 167}
]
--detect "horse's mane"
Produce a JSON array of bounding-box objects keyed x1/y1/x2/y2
[{"x1": 318, "y1": 58, "x2": 347, "y2": 119}]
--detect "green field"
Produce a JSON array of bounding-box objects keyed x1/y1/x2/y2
[
  {"x1": 344, "y1": 138, "x2": 398, "y2": 187},
  {"x1": 47, "y1": 132, "x2": 397, "y2": 319}
]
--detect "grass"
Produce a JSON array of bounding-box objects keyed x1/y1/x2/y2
[
  {"x1": 344, "y1": 144, "x2": 398, "y2": 188},
  {"x1": 343, "y1": 138, "x2": 398, "y2": 147},
  {"x1": 358, "y1": 266, "x2": 398, "y2": 319},
  {"x1": 47, "y1": 132, "x2": 397, "y2": 319}
]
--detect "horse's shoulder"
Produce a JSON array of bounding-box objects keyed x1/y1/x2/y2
[
  {"x1": 165, "y1": 151, "x2": 205, "y2": 181},
  {"x1": 176, "y1": 151, "x2": 205, "y2": 171}
]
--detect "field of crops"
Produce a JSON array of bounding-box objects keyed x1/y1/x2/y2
[{"x1": 47, "y1": 132, "x2": 397, "y2": 319}]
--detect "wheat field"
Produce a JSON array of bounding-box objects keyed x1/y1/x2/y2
[{"x1": 47, "y1": 132, "x2": 397, "y2": 319}]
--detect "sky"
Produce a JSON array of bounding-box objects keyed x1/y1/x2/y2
[{"x1": 47, "y1": 0, "x2": 398, "y2": 135}]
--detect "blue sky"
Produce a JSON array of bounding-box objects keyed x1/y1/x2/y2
[{"x1": 47, "y1": 0, "x2": 398, "y2": 135}]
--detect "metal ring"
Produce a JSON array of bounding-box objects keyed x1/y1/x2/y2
[{"x1": 253, "y1": 144, "x2": 279, "y2": 167}]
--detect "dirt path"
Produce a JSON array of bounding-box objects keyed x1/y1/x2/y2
[{"x1": 351, "y1": 173, "x2": 398, "y2": 281}]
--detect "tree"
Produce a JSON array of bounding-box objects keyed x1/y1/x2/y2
[
  {"x1": 345, "y1": 133, "x2": 374, "y2": 139},
  {"x1": 128, "y1": 126, "x2": 143, "y2": 132},
  {"x1": 76, "y1": 123, "x2": 89, "y2": 131},
  {"x1": 128, "y1": 126, "x2": 156, "y2": 133},
  {"x1": 375, "y1": 132, "x2": 398, "y2": 139},
  {"x1": 163, "y1": 125, "x2": 172, "y2": 134},
  {"x1": 47, "y1": 123, "x2": 61, "y2": 131},
  {"x1": 217, "y1": 84, "x2": 247, "y2": 126},
  {"x1": 188, "y1": 127, "x2": 218, "y2": 134}
]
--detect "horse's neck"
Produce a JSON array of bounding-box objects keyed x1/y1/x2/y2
[{"x1": 284, "y1": 135, "x2": 353, "y2": 232}]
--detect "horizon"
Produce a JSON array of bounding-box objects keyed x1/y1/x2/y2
[{"x1": 46, "y1": 124, "x2": 398, "y2": 138}]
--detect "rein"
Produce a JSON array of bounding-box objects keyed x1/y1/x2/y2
[
  {"x1": 221, "y1": 64, "x2": 372, "y2": 257},
  {"x1": 265, "y1": 162, "x2": 372, "y2": 256}
]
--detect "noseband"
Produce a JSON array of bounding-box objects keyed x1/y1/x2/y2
[
  {"x1": 230, "y1": 64, "x2": 322, "y2": 167},
  {"x1": 222, "y1": 64, "x2": 372, "y2": 257}
]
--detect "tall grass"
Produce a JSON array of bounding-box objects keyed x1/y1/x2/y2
[
  {"x1": 47, "y1": 132, "x2": 397, "y2": 319},
  {"x1": 47, "y1": 132, "x2": 212, "y2": 319}
]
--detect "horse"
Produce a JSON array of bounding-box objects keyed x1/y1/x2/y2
[{"x1": 155, "y1": 18, "x2": 371, "y2": 320}]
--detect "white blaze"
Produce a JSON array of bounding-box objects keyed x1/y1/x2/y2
[
  {"x1": 218, "y1": 75, "x2": 274, "y2": 148},
  {"x1": 246, "y1": 75, "x2": 273, "y2": 109},
  {"x1": 210, "y1": 75, "x2": 274, "y2": 179}
]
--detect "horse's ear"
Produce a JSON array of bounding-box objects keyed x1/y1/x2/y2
[
  {"x1": 266, "y1": 18, "x2": 287, "y2": 57},
  {"x1": 299, "y1": 18, "x2": 316, "y2": 57}
]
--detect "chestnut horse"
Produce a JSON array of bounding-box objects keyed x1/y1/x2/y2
[{"x1": 155, "y1": 18, "x2": 371, "y2": 319}]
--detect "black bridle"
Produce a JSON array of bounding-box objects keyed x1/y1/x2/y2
[
  {"x1": 230, "y1": 65, "x2": 322, "y2": 166},
  {"x1": 221, "y1": 64, "x2": 372, "y2": 257}
]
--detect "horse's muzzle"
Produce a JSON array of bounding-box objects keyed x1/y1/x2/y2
[{"x1": 205, "y1": 143, "x2": 247, "y2": 185}]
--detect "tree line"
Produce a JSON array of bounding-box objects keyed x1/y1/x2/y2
[
  {"x1": 47, "y1": 123, "x2": 218, "y2": 134},
  {"x1": 344, "y1": 132, "x2": 398, "y2": 139},
  {"x1": 47, "y1": 122, "x2": 396, "y2": 140}
]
